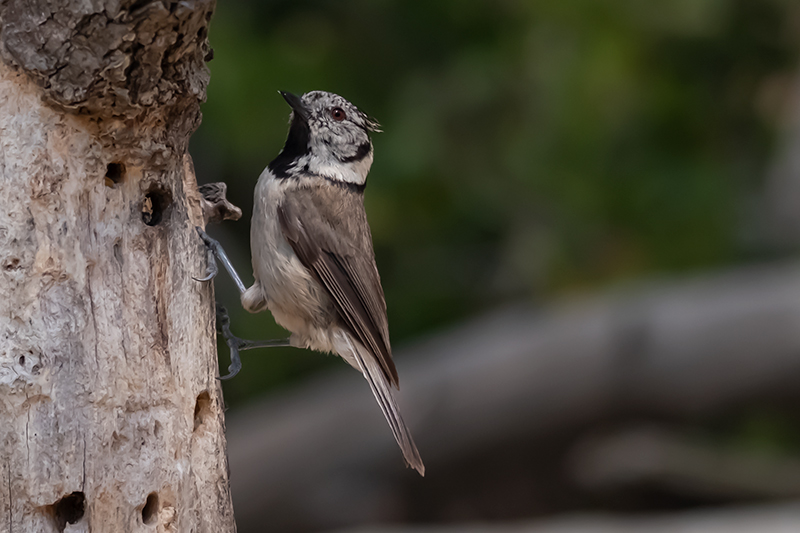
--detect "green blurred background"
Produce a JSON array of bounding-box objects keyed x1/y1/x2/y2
[{"x1": 190, "y1": 0, "x2": 800, "y2": 407}]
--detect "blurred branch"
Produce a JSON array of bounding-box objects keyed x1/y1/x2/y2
[{"x1": 227, "y1": 261, "x2": 800, "y2": 531}]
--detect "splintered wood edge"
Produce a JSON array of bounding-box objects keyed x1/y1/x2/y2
[{"x1": 199, "y1": 182, "x2": 242, "y2": 225}]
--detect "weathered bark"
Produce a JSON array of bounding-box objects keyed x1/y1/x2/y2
[{"x1": 0, "y1": 1, "x2": 235, "y2": 532}]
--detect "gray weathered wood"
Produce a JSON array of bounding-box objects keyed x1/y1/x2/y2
[{"x1": 0, "y1": 1, "x2": 235, "y2": 531}]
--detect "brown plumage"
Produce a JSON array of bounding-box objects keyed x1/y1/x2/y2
[{"x1": 277, "y1": 184, "x2": 398, "y2": 387}]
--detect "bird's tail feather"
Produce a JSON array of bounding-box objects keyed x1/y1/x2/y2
[{"x1": 344, "y1": 335, "x2": 425, "y2": 476}]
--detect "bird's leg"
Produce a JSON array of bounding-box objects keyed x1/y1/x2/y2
[
  {"x1": 194, "y1": 227, "x2": 247, "y2": 295},
  {"x1": 215, "y1": 304, "x2": 291, "y2": 380},
  {"x1": 195, "y1": 228, "x2": 291, "y2": 378}
]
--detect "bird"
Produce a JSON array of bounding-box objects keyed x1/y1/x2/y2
[{"x1": 196, "y1": 90, "x2": 425, "y2": 475}]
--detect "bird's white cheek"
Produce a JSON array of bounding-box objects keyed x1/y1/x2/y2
[{"x1": 314, "y1": 162, "x2": 368, "y2": 185}]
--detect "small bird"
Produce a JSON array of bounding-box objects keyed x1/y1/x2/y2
[{"x1": 197, "y1": 91, "x2": 424, "y2": 475}]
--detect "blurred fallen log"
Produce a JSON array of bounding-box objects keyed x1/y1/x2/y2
[
  {"x1": 226, "y1": 261, "x2": 800, "y2": 532},
  {"x1": 568, "y1": 425, "x2": 800, "y2": 500},
  {"x1": 333, "y1": 502, "x2": 800, "y2": 533}
]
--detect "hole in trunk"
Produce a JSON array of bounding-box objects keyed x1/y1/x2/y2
[
  {"x1": 142, "y1": 492, "x2": 159, "y2": 525},
  {"x1": 105, "y1": 163, "x2": 125, "y2": 186},
  {"x1": 113, "y1": 240, "x2": 123, "y2": 265},
  {"x1": 52, "y1": 491, "x2": 85, "y2": 532},
  {"x1": 142, "y1": 186, "x2": 172, "y2": 226},
  {"x1": 194, "y1": 391, "x2": 212, "y2": 431}
]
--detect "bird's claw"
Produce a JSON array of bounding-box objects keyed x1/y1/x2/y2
[
  {"x1": 193, "y1": 247, "x2": 218, "y2": 282},
  {"x1": 218, "y1": 351, "x2": 242, "y2": 380},
  {"x1": 192, "y1": 226, "x2": 247, "y2": 294},
  {"x1": 193, "y1": 227, "x2": 219, "y2": 282},
  {"x1": 195, "y1": 226, "x2": 215, "y2": 246},
  {"x1": 215, "y1": 303, "x2": 243, "y2": 380}
]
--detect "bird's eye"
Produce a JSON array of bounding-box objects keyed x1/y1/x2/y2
[{"x1": 331, "y1": 107, "x2": 346, "y2": 121}]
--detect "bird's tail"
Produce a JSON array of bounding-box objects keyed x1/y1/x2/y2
[{"x1": 343, "y1": 335, "x2": 425, "y2": 476}]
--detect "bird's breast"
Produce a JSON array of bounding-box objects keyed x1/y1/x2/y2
[{"x1": 249, "y1": 171, "x2": 337, "y2": 351}]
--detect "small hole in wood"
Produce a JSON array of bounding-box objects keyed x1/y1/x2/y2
[
  {"x1": 18, "y1": 355, "x2": 25, "y2": 366},
  {"x1": 113, "y1": 240, "x2": 123, "y2": 265},
  {"x1": 105, "y1": 163, "x2": 125, "y2": 186},
  {"x1": 142, "y1": 492, "x2": 159, "y2": 525},
  {"x1": 52, "y1": 491, "x2": 85, "y2": 532},
  {"x1": 142, "y1": 186, "x2": 172, "y2": 227},
  {"x1": 194, "y1": 391, "x2": 211, "y2": 432}
]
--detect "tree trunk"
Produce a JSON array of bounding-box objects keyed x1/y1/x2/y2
[{"x1": 0, "y1": 1, "x2": 235, "y2": 532}]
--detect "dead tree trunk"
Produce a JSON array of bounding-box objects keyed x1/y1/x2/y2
[{"x1": 0, "y1": 2, "x2": 235, "y2": 531}]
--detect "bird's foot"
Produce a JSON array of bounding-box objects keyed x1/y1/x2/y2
[
  {"x1": 215, "y1": 304, "x2": 290, "y2": 380},
  {"x1": 193, "y1": 227, "x2": 247, "y2": 294},
  {"x1": 193, "y1": 227, "x2": 220, "y2": 282}
]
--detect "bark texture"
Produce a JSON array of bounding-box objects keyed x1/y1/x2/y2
[{"x1": 0, "y1": 1, "x2": 234, "y2": 531}]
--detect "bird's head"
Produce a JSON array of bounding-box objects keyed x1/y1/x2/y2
[{"x1": 271, "y1": 91, "x2": 381, "y2": 187}]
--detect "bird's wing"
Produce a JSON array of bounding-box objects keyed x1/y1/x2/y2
[{"x1": 277, "y1": 183, "x2": 398, "y2": 387}]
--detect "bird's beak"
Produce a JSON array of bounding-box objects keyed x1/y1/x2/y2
[{"x1": 280, "y1": 91, "x2": 309, "y2": 122}]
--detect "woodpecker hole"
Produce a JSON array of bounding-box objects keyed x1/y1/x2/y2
[
  {"x1": 113, "y1": 240, "x2": 123, "y2": 265},
  {"x1": 194, "y1": 391, "x2": 212, "y2": 432},
  {"x1": 105, "y1": 162, "x2": 125, "y2": 186},
  {"x1": 51, "y1": 491, "x2": 85, "y2": 532},
  {"x1": 142, "y1": 186, "x2": 172, "y2": 227},
  {"x1": 142, "y1": 492, "x2": 159, "y2": 525}
]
